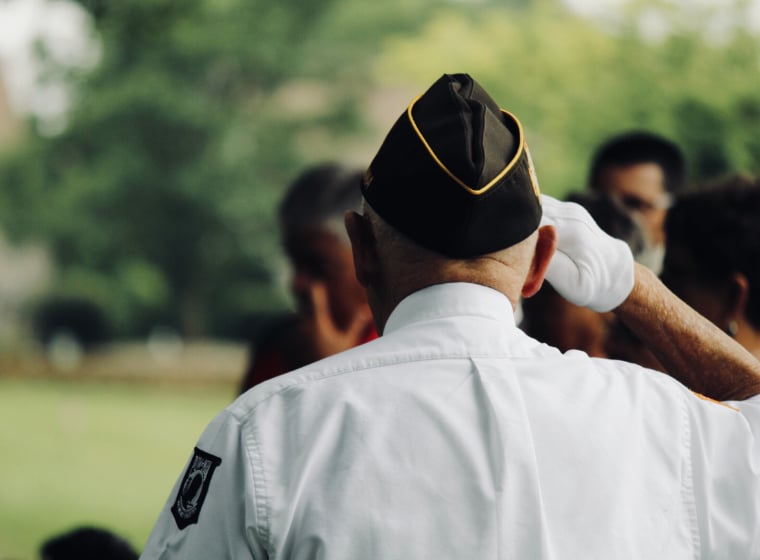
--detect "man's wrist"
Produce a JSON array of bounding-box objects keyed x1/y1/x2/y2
[
  {"x1": 613, "y1": 262, "x2": 760, "y2": 400},
  {"x1": 614, "y1": 263, "x2": 649, "y2": 314}
]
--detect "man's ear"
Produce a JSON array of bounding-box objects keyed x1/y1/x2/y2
[
  {"x1": 521, "y1": 225, "x2": 557, "y2": 298},
  {"x1": 345, "y1": 211, "x2": 380, "y2": 287}
]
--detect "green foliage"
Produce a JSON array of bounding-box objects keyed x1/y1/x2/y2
[
  {"x1": 32, "y1": 295, "x2": 111, "y2": 347},
  {"x1": 2, "y1": 0, "x2": 760, "y2": 339},
  {"x1": 1, "y1": 0, "x2": 386, "y2": 338},
  {"x1": 372, "y1": 0, "x2": 760, "y2": 195}
]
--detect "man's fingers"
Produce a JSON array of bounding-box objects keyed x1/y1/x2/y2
[
  {"x1": 307, "y1": 282, "x2": 334, "y2": 331},
  {"x1": 539, "y1": 194, "x2": 635, "y2": 312}
]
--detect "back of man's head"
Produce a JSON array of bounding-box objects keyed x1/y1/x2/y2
[
  {"x1": 279, "y1": 163, "x2": 363, "y2": 241},
  {"x1": 588, "y1": 131, "x2": 686, "y2": 194},
  {"x1": 351, "y1": 74, "x2": 553, "y2": 322}
]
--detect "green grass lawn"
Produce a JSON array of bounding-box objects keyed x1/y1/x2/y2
[{"x1": 0, "y1": 376, "x2": 236, "y2": 560}]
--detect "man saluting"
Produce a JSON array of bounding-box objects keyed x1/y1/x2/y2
[{"x1": 141, "y1": 73, "x2": 760, "y2": 559}]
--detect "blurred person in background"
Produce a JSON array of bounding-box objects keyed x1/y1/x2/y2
[
  {"x1": 520, "y1": 190, "x2": 648, "y2": 357},
  {"x1": 588, "y1": 130, "x2": 687, "y2": 273},
  {"x1": 40, "y1": 526, "x2": 138, "y2": 560},
  {"x1": 238, "y1": 163, "x2": 377, "y2": 393},
  {"x1": 660, "y1": 174, "x2": 760, "y2": 359},
  {"x1": 607, "y1": 174, "x2": 760, "y2": 371}
]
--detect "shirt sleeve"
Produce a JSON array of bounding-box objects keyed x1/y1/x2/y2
[
  {"x1": 140, "y1": 409, "x2": 268, "y2": 560},
  {"x1": 687, "y1": 392, "x2": 760, "y2": 557}
]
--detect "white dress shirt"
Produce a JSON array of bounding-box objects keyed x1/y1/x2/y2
[{"x1": 141, "y1": 282, "x2": 760, "y2": 559}]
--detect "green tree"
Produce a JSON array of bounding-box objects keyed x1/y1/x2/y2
[
  {"x1": 372, "y1": 0, "x2": 760, "y2": 194},
  {"x1": 6, "y1": 0, "x2": 758, "y2": 341},
  {"x1": 0, "y1": 0, "x2": 442, "y2": 339}
]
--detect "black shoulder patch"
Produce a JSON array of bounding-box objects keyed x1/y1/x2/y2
[{"x1": 171, "y1": 447, "x2": 222, "y2": 530}]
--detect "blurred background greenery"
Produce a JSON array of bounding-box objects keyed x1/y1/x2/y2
[
  {"x1": 1, "y1": 0, "x2": 759, "y2": 344},
  {"x1": 0, "y1": 0, "x2": 759, "y2": 556}
]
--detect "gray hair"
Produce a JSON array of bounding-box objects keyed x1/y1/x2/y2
[
  {"x1": 279, "y1": 163, "x2": 364, "y2": 241},
  {"x1": 363, "y1": 199, "x2": 538, "y2": 292}
]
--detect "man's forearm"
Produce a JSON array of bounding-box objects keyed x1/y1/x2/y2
[{"x1": 615, "y1": 263, "x2": 760, "y2": 401}]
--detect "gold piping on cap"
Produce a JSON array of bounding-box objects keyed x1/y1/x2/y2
[{"x1": 406, "y1": 94, "x2": 527, "y2": 196}]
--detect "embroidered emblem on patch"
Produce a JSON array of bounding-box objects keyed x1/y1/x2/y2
[{"x1": 171, "y1": 447, "x2": 222, "y2": 530}]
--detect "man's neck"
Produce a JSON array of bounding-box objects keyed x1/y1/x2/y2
[{"x1": 369, "y1": 261, "x2": 524, "y2": 335}]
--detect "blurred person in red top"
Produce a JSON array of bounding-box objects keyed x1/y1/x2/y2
[{"x1": 238, "y1": 163, "x2": 377, "y2": 393}]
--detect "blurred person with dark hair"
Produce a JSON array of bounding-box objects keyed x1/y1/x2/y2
[
  {"x1": 661, "y1": 174, "x2": 760, "y2": 358},
  {"x1": 142, "y1": 74, "x2": 760, "y2": 559},
  {"x1": 521, "y1": 191, "x2": 648, "y2": 357},
  {"x1": 608, "y1": 174, "x2": 760, "y2": 371},
  {"x1": 238, "y1": 163, "x2": 377, "y2": 393},
  {"x1": 40, "y1": 526, "x2": 138, "y2": 560},
  {"x1": 589, "y1": 130, "x2": 687, "y2": 272}
]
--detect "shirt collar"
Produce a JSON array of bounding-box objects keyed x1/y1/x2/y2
[{"x1": 383, "y1": 282, "x2": 517, "y2": 335}]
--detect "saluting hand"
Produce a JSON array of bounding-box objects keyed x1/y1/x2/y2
[{"x1": 540, "y1": 195, "x2": 635, "y2": 312}]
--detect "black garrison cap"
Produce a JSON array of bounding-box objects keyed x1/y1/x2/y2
[{"x1": 361, "y1": 73, "x2": 542, "y2": 258}]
